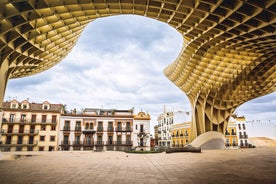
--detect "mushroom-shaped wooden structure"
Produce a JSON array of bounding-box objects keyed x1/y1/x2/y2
[{"x1": 0, "y1": 0, "x2": 275, "y2": 142}]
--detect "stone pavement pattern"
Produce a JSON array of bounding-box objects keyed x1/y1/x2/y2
[{"x1": 0, "y1": 147, "x2": 276, "y2": 184}]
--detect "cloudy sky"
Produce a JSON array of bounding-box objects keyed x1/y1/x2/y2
[{"x1": 4, "y1": 15, "x2": 276, "y2": 133}]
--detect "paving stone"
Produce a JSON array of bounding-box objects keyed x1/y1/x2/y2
[{"x1": 0, "y1": 147, "x2": 276, "y2": 184}]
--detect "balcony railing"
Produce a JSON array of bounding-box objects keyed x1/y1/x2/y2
[
  {"x1": 1, "y1": 129, "x2": 39, "y2": 135},
  {"x1": 82, "y1": 128, "x2": 96, "y2": 134},
  {"x1": 2, "y1": 118, "x2": 57, "y2": 124},
  {"x1": 83, "y1": 142, "x2": 94, "y2": 146},
  {"x1": 4, "y1": 140, "x2": 38, "y2": 145},
  {"x1": 95, "y1": 141, "x2": 104, "y2": 146},
  {"x1": 106, "y1": 141, "x2": 114, "y2": 146},
  {"x1": 226, "y1": 143, "x2": 238, "y2": 146},
  {"x1": 240, "y1": 143, "x2": 249, "y2": 147},
  {"x1": 63, "y1": 126, "x2": 70, "y2": 131},
  {"x1": 115, "y1": 127, "x2": 133, "y2": 132},
  {"x1": 114, "y1": 141, "x2": 133, "y2": 146},
  {"x1": 60, "y1": 141, "x2": 71, "y2": 145},
  {"x1": 107, "y1": 127, "x2": 114, "y2": 132},
  {"x1": 72, "y1": 141, "x2": 83, "y2": 146},
  {"x1": 231, "y1": 132, "x2": 236, "y2": 135},
  {"x1": 239, "y1": 135, "x2": 248, "y2": 139},
  {"x1": 74, "y1": 127, "x2": 82, "y2": 132},
  {"x1": 97, "y1": 127, "x2": 104, "y2": 132}
]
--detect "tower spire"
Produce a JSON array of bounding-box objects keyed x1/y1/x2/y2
[{"x1": 163, "y1": 104, "x2": 166, "y2": 114}]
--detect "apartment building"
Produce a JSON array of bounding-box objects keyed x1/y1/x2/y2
[
  {"x1": 157, "y1": 105, "x2": 191, "y2": 148},
  {"x1": 58, "y1": 108, "x2": 151, "y2": 151},
  {"x1": 171, "y1": 122, "x2": 191, "y2": 148},
  {"x1": 154, "y1": 125, "x2": 158, "y2": 146},
  {"x1": 0, "y1": 99, "x2": 63, "y2": 151},
  {"x1": 133, "y1": 111, "x2": 151, "y2": 151},
  {"x1": 226, "y1": 115, "x2": 250, "y2": 148}
]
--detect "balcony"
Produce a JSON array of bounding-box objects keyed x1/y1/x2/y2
[
  {"x1": 2, "y1": 118, "x2": 31, "y2": 124},
  {"x1": 225, "y1": 132, "x2": 230, "y2": 136},
  {"x1": 115, "y1": 127, "x2": 133, "y2": 132},
  {"x1": 240, "y1": 143, "x2": 249, "y2": 147},
  {"x1": 82, "y1": 128, "x2": 96, "y2": 134},
  {"x1": 95, "y1": 141, "x2": 104, "y2": 146},
  {"x1": 83, "y1": 141, "x2": 94, "y2": 147},
  {"x1": 72, "y1": 141, "x2": 83, "y2": 146},
  {"x1": 97, "y1": 127, "x2": 104, "y2": 132},
  {"x1": 231, "y1": 132, "x2": 236, "y2": 135},
  {"x1": 4, "y1": 140, "x2": 38, "y2": 146},
  {"x1": 107, "y1": 127, "x2": 114, "y2": 132},
  {"x1": 74, "y1": 127, "x2": 82, "y2": 133},
  {"x1": 63, "y1": 126, "x2": 70, "y2": 133},
  {"x1": 114, "y1": 141, "x2": 133, "y2": 146},
  {"x1": 239, "y1": 135, "x2": 248, "y2": 139},
  {"x1": 106, "y1": 141, "x2": 114, "y2": 146},
  {"x1": 1, "y1": 129, "x2": 39, "y2": 135},
  {"x1": 0, "y1": 118, "x2": 54, "y2": 125},
  {"x1": 60, "y1": 141, "x2": 70, "y2": 145}
]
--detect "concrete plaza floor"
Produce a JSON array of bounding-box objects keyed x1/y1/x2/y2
[{"x1": 0, "y1": 147, "x2": 276, "y2": 184}]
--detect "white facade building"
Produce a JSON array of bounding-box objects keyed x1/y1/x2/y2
[
  {"x1": 157, "y1": 105, "x2": 191, "y2": 148},
  {"x1": 58, "y1": 108, "x2": 151, "y2": 151},
  {"x1": 227, "y1": 116, "x2": 250, "y2": 147},
  {"x1": 133, "y1": 111, "x2": 151, "y2": 151}
]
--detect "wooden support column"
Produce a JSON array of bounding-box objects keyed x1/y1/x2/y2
[{"x1": 0, "y1": 59, "x2": 10, "y2": 144}]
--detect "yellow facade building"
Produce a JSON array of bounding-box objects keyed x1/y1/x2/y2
[
  {"x1": 171, "y1": 122, "x2": 191, "y2": 148},
  {"x1": 0, "y1": 99, "x2": 63, "y2": 151},
  {"x1": 225, "y1": 115, "x2": 251, "y2": 148},
  {"x1": 225, "y1": 121, "x2": 238, "y2": 147}
]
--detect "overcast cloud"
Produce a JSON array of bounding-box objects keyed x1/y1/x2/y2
[{"x1": 4, "y1": 15, "x2": 275, "y2": 133}]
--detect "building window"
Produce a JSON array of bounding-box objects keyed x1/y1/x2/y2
[
  {"x1": 43, "y1": 104, "x2": 49, "y2": 110},
  {"x1": 64, "y1": 121, "x2": 70, "y2": 130},
  {"x1": 136, "y1": 124, "x2": 137, "y2": 130},
  {"x1": 76, "y1": 121, "x2": 81, "y2": 131},
  {"x1": 10, "y1": 114, "x2": 15, "y2": 123},
  {"x1": 89, "y1": 123, "x2": 93, "y2": 129},
  {"x1": 50, "y1": 136, "x2": 55, "y2": 142},
  {"x1": 126, "y1": 122, "x2": 131, "y2": 130},
  {"x1": 39, "y1": 147, "x2": 44, "y2": 151},
  {"x1": 11, "y1": 103, "x2": 17, "y2": 108},
  {"x1": 41, "y1": 125, "x2": 46, "y2": 131},
  {"x1": 21, "y1": 114, "x2": 26, "y2": 122},
  {"x1": 52, "y1": 115, "x2": 57, "y2": 123},
  {"x1": 42, "y1": 115, "x2": 47, "y2": 123},
  {"x1": 51, "y1": 125, "x2": 56, "y2": 131},
  {"x1": 242, "y1": 124, "x2": 246, "y2": 130},
  {"x1": 40, "y1": 136, "x2": 45, "y2": 141},
  {"x1": 31, "y1": 114, "x2": 36, "y2": 123}
]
